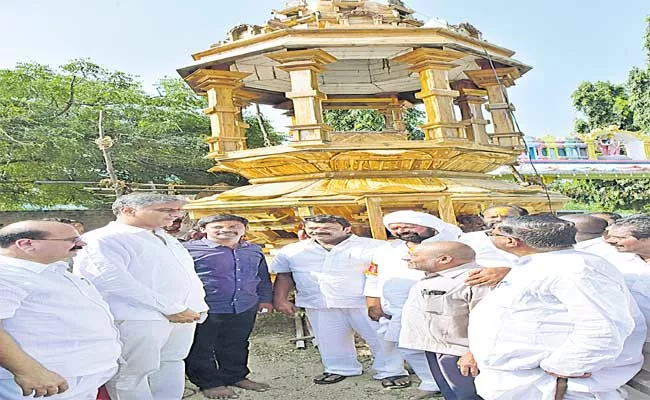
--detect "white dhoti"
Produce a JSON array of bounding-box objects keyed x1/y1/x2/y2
[
  {"x1": 305, "y1": 307, "x2": 406, "y2": 379},
  {"x1": 377, "y1": 316, "x2": 439, "y2": 392},
  {"x1": 0, "y1": 367, "x2": 117, "y2": 400},
  {"x1": 106, "y1": 320, "x2": 196, "y2": 400}
]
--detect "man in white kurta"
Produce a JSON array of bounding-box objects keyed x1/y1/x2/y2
[
  {"x1": 0, "y1": 220, "x2": 120, "y2": 399},
  {"x1": 604, "y1": 215, "x2": 650, "y2": 341},
  {"x1": 468, "y1": 214, "x2": 645, "y2": 400},
  {"x1": 271, "y1": 215, "x2": 405, "y2": 385},
  {"x1": 364, "y1": 210, "x2": 462, "y2": 398},
  {"x1": 75, "y1": 193, "x2": 209, "y2": 400},
  {"x1": 458, "y1": 205, "x2": 528, "y2": 287}
]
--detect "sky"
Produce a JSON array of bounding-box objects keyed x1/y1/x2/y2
[{"x1": 1, "y1": 0, "x2": 648, "y2": 137}]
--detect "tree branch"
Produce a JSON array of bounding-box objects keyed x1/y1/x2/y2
[{"x1": 54, "y1": 75, "x2": 77, "y2": 118}]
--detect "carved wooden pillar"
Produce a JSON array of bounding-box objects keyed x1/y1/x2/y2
[
  {"x1": 393, "y1": 48, "x2": 466, "y2": 141},
  {"x1": 364, "y1": 197, "x2": 388, "y2": 240},
  {"x1": 232, "y1": 89, "x2": 259, "y2": 150},
  {"x1": 451, "y1": 80, "x2": 490, "y2": 145},
  {"x1": 184, "y1": 69, "x2": 251, "y2": 154},
  {"x1": 379, "y1": 99, "x2": 409, "y2": 132},
  {"x1": 381, "y1": 108, "x2": 396, "y2": 131},
  {"x1": 466, "y1": 67, "x2": 523, "y2": 148},
  {"x1": 267, "y1": 49, "x2": 337, "y2": 144}
]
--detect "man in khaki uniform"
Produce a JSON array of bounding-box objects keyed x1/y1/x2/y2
[{"x1": 400, "y1": 242, "x2": 489, "y2": 400}]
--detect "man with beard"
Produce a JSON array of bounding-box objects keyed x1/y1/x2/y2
[
  {"x1": 75, "y1": 193, "x2": 209, "y2": 400},
  {"x1": 364, "y1": 210, "x2": 462, "y2": 399},
  {"x1": 467, "y1": 214, "x2": 644, "y2": 399},
  {"x1": 183, "y1": 215, "x2": 273, "y2": 399},
  {"x1": 0, "y1": 220, "x2": 120, "y2": 399},
  {"x1": 271, "y1": 215, "x2": 406, "y2": 387}
]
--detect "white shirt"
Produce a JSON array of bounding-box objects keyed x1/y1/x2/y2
[
  {"x1": 469, "y1": 249, "x2": 645, "y2": 398},
  {"x1": 458, "y1": 231, "x2": 519, "y2": 267},
  {"x1": 364, "y1": 240, "x2": 426, "y2": 317},
  {"x1": 270, "y1": 235, "x2": 384, "y2": 309},
  {"x1": 574, "y1": 237, "x2": 620, "y2": 260},
  {"x1": 579, "y1": 242, "x2": 650, "y2": 342},
  {"x1": 75, "y1": 221, "x2": 208, "y2": 320},
  {"x1": 0, "y1": 256, "x2": 121, "y2": 379}
]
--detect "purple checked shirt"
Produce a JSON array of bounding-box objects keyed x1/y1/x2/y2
[{"x1": 183, "y1": 238, "x2": 273, "y2": 314}]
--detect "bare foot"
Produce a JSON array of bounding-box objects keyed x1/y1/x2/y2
[
  {"x1": 232, "y1": 379, "x2": 270, "y2": 392},
  {"x1": 202, "y1": 386, "x2": 239, "y2": 399},
  {"x1": 408, "y1": 389, "x2": 442, "y2": 400}
]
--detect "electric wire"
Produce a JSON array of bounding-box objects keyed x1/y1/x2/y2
[{"x1": 480, "y1": 47, "x2": 555, "y2": 214}]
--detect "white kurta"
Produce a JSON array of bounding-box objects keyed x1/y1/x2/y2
[
  {"x1": 578, "y1": 240, "x2": 650, "y2": 342},
  {"x1": 0, "y1": 256, "x2": 120, "y2": 380},
  {"x1": 270, "y1": 235, "x2": 405, "y2": 378},
  {"x1": 75, "y1": 221, "x2": 209, "y2": 400},
  {"x1": 270, "y1": 235, "x2": 384, "y2": 308},
  {"x1": 469, "y1": 249, "x2": 645, "y2": 400},
  {"x1": 458, "y1": 231, "x2": 519, "y2": 268}
]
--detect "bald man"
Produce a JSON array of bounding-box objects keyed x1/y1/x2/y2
[
  {"x1": 590, "y1": 212, "x2": 622, "y2": 227},
  {"x1": 0, "y1": 221, "x2": 120, "y2": 399},
  {"x1": 400, "y1": 242, "x2": 490, "y2": 400},
  {"x1": 559, "y1": 214, "x2": 620, "y2": 260}
]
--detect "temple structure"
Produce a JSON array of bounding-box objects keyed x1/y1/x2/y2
[
  {"x1": 489, "y1": 127, "x2": 650, "y2": 181},
  {"x1": 177, "y1": 0, "x2": 565, "y2": 246}
]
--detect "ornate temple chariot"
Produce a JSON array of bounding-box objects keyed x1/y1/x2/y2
[{"x1": 177, "y1": 0, "x2": 565, "y2": 246}]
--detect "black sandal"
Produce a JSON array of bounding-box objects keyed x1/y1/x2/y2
[
  {"x1": 313, "y1": 372, "x2": 347, "y2": 384},
  {"x1": 381, "y1": 375, "x2": 412, "y2": 389}
]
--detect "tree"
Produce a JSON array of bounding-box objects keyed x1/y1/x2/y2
[
  {"x1": 571, "y1": 81, "x2": 635, "y2": 133},
  {"x1": 323, "y1": 107, "x2": 426, "y2": 139},
  {"x1": 0, "y1": 61, "x2": 221, "y2": 209},
  {"x1": 557, "y1": 16, "x2": 650, "y2": 212},
  {"x1": 552, "y1": 179, "x2": 650, "y2": 212},
  {"x1": 244, "y1": 107, "x2": 285, "y2": 148},
  {"x1": 324, "y1": 109, "x2": 385, "y2": 131}
]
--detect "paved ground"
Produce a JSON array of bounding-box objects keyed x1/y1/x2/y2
[{"x1": 184, "y1": 312, "x2": 441, "y2": 400}]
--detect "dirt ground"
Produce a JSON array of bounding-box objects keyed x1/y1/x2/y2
[{"x1": 184, "y1": 312, "x2": 442, "y2": 400}]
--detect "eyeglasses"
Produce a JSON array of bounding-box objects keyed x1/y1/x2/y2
[
  {"x1": 149, "y1": 208, "x2": 186, "y2": 214},
  {"x1": 486, "y1": 231, "x2": 512, "y2": 238},
  {"x1": 35, "y1": 236, "x2": 83, "y2": 243}
]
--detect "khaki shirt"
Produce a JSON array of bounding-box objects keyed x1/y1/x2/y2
[{"x1": 399, "y1": 262, "x2": 491, "y2": 356}]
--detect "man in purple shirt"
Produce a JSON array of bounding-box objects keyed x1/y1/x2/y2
[{"x1": 183, "y1": 214, "x2": 273, "y2": 399}]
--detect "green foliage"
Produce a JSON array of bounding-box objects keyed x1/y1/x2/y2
[
  {"x1": 404, "y1": 108, "x2": 426, "y2": 140},
  {"x1": 324, "y1": 109, "x2": 385, "y2": 131},
  {"x1": 571, "y1": 81, "x2": 635, "y2": 133},
  {"x1": 243, "y1": 110, "x2": 286, "y2": 149},
  {"x1": 551, "y1": 179, "x2": 650, "y2": 212},
  {"x1": 560, "y1": 16, "x2": 650, "y2": 212},
  {"x1": 628, "y1": 67, "x2": 650, "y2": 131},
  {"x1": 322, "y1": 107, "x2": 426, "y2": 139},
  {"x1": 0, "y1": 60, "x2": 223, "y2": 210}
]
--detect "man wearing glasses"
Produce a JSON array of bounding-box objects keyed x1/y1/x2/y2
[
  {"x1": 0, "y1": 220, "x2": 120, "y2": 399},
  {"x1": 75, "y1": 193, "x2": 208, "y2": 400},
  {"x1": 468, "y1": 214, "x2": 645, "y2": 400}
]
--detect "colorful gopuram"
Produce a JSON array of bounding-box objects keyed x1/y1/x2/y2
[{"x1": 177, "y1": 0, "x2": 565, "y2": 246}]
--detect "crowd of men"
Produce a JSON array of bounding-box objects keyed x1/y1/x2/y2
[{"x1": 0, "y1": 192, "x2": 649, "y2": 400}]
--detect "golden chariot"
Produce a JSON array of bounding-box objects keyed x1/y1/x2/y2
[{"x1": 177, "y1": 0, "x2": 565, "y2": 247}]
